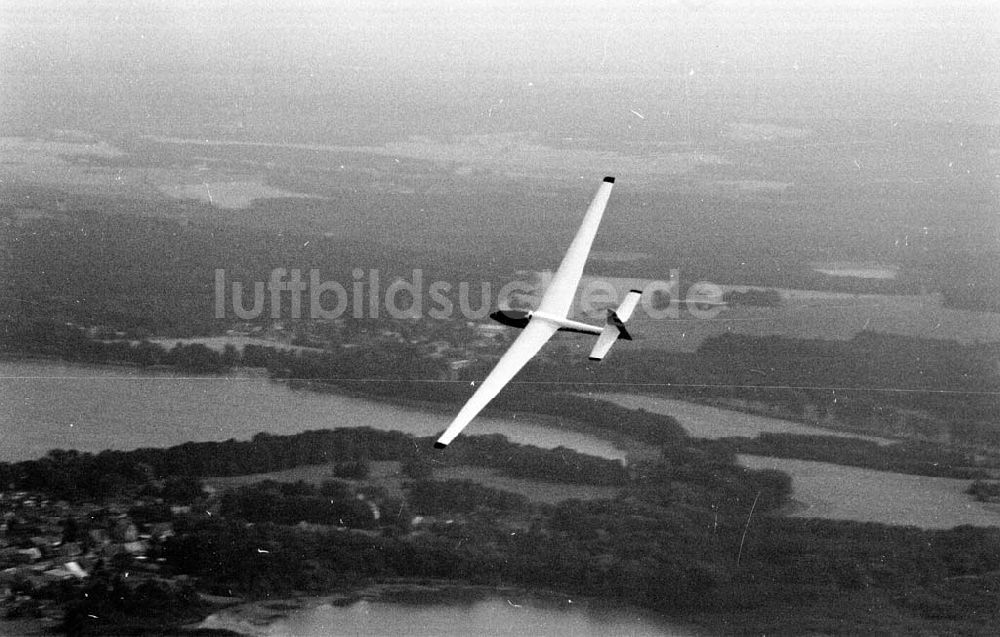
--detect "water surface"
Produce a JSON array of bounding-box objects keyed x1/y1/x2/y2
[
  {"x1": 200, "y1": 594, "x2": 695, "y2": 637},
  {"x1": 0, "y1": 359, "x2": 625, "y2": 462}
]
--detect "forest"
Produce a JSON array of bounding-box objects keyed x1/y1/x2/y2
[
  {"x1": 718, "y1": 433, "x2": 989, "y2": 479},
  {"x1": 13, "y1": 427, "x2": 998, "y2": 636},
  {"x1": 0, "y1": 427, "x2": 631, "y2": 501}
]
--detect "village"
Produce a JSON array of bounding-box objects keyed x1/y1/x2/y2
[{"x1": 0, "y1": 485, "x2": 194, "y2": 624}]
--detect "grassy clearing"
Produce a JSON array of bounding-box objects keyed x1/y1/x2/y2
[
  {"x1": 203, "y1": 461, "x2": 407, "y2": 498},
  {"x1": 434, "y1": 466, "x2": 621, "y2": 504},
  {"x1": 202, "y1": 462, "x2": 620, "y2": 505}
]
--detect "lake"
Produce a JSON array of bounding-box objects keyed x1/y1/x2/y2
[
  {"x1": 739, "y1": 455, "x2": 1000, "y2": 529},
  {"x1": 0, "y1": 359, "x2": 626, "y2": 463},
  {"x1": 5, "y1": 359, "x2": 995, "y2": 530},
  {"x1": 199, "y1": 591, "x2": 696, "y2": 637}
]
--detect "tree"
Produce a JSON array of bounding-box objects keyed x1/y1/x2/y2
[
  {"x1": 220, "y1": 343, "x2": 240, "y2": 367},
  {"x1": 401, "y1": 458, "x2": 434, "y2": 480},
  {"x1": 333, "y1": 460, "x2": 370, "y2": 480}
]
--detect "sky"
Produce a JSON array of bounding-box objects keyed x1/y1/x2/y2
[{"x1": 2, "y1": 0, "x2": 997, "y2": 142}]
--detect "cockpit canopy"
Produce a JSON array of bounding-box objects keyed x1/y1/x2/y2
[{"x1": 489, "y1": 309, "x2": 531, "y2": 328}]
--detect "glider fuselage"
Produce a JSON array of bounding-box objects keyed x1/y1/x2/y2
[{"x1": 489, "y1": 309, "x2": 603, "y2": 336}]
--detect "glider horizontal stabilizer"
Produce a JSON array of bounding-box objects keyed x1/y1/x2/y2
[{"x1": 589, "y1": 290, "x2": 642, "y2": 361}]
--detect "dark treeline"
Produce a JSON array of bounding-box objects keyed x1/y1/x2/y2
[
  {"x1": 220, "y1": 479, "x2": 379, "y2": 527},
  {"x1": 0, "y1": 428, "x2": 630, "y2": 500},
  {"x1": 405, "y1": 479, "x2": 529, "y2": 515},
  {"x1": 443, "y1": 435, "x2": 629, "y2": 486},
  {"x1": 1, "y1": 319, "x2": 233, "y2": 372},
  {"x1": 721, "y1": 287, "x2": 782, "y2": 307},
  {"x1": 966, "y1": 480, "x2": 1000, "y2": 502},
  {"x1": 720, "y1": 433, "x2": 990, "y2": 479}
]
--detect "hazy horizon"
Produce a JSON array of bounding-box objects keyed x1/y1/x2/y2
[
  {"x1": 1, "y1": 1, "x2": 997, "y2": 294},
  {"x1": 3, "y1": 1, "x2": 998, "y2": 144}
]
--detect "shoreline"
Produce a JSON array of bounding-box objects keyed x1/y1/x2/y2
[
  {"x1": 7, "y1": 351, "x2": 990, "y2": 480},
  {"x1": 190, "y1": 580, "x2": 702, "y2": 636},
  {"x1": 1, "y1": 351, "x2": 645, "y2": 459},
  {"x1": 0, "y1": 350, "x2": 935, "y2": 461},
  {"x1": 0, "y1": 348, "x2": 898, "y2": 447},
  {"x1": 285, "y1": 377, "x2": 653, "y2": 457}
]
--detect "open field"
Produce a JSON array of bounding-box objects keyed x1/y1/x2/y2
[
  {"x1": 154, "y1": 179, "x2": 318, "y2": 209},
  {"x1": 433, "y1": 466, "x2": 622, "y2": 505},
  {"x1": 740, "y1": 455, "x2": 1000, "y2": 529},
  {"x1": 203, "y1": 461, "x2": 621, "y2": 505}
]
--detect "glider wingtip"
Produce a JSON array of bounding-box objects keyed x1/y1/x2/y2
[
  {"x1": 603, "y1": 176, "x2": 615, "y2": 183},
  {"x1": 629, "y1": 288, "x2": 642, "y2": 294},
  {"x1": 588, "y1": 356, "x2": 602, "y2": 361},
  {"x1": 433, "y1": 441, "x2": 448, "y2": 450}
]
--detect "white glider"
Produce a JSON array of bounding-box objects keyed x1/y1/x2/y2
[{"x1": 434, "y1": 177, "x2": 642, "y2": 448}]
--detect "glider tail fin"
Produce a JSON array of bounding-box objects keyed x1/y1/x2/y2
[
  {"x1": 588, "y1": 290, "x2": 642, "y2": 361},
  {"x1": 607, "y1": 309, "x2": 632, "y2": 341}
]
